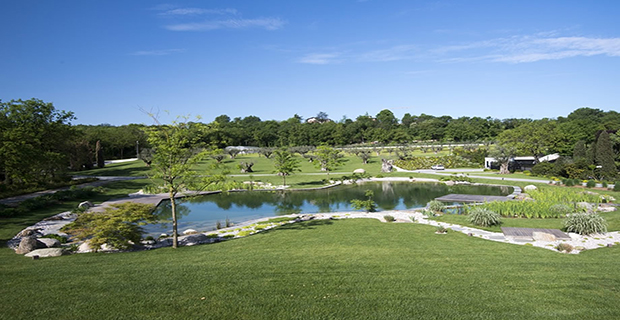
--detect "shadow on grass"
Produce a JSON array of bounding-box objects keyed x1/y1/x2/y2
[{"x1": 277, "y1": 219, "x2": 333, "y2": 230}]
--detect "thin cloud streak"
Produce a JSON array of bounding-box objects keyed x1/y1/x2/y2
[
  {"x1": 158, "y1": 8, "x2": 238, "y2": 16},
  {"x1": 436, "y1": 34, "x2": 620, "y2": 63},
  {"x1": 166, "y1": 18, "x2": 286, "y2": 31},
  {"x1": 297, "y1": 53, "x2": 342, "y2": 65},
  {"x1": 130, "y1": 49, "x2": 186, "y2": 56}
]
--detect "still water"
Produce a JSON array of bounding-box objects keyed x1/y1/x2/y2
[{"x1": 145, "y1": 182, "x2": 512, "y2": 235}]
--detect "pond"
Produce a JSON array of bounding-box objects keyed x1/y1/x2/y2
[{"x1": 145, "y1": 182, "x2": 512, "y2": 236}]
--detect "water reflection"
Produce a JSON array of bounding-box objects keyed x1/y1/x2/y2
[{"x1": 145, "y1": 182, "x2": 511, "y2": 236}]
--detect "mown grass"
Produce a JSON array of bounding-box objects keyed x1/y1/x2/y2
[{"x1": 2, "y1": 219, "x2": 620, "y2": 319}]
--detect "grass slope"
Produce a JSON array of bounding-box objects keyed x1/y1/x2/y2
[{"x1": 1, "y1": 219, "x2": 619, "y2": 319}]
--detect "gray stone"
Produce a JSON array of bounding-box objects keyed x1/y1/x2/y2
[
  {"x1": 523, "y1": 185, "x2": 538, "y2": 192},
  {"x1": 179, "y1": 234, "x2": 208, "y2": 246},
  {"x1": 444, "y1": 181, "x2": 455, "y2": 186},
  {"x1": 36, "y1": 238, "x2": 61, "y2": 248},
  {"x1": 78, "y1": 201, "x2": 94, "y2": 210},
  {"x1": 532, "y1": 232, "x2": 556, "y2": 242},
  {"x1": 15, "y1": 237, "x2": 38, "y2": 254},
  {"x1": 78, "y1": 241, "x2": 93, "y2": 253},
  {"x1": 577, "y1": 202, "x2": 594, "y2": 213},
  {"x1": 17, "y1": 229, "x2": 38, "y2": 237},
  {"x1": 25, "y1": 248, "x2": 66, "y2": 258},
  {"x1": 353, "y1": 168, "x2": 366, "y2": 174},
  {"x1": 183, "y1": 229, "x2": 198, "y2": 235}
]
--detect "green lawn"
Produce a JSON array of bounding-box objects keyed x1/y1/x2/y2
[{"x1": 1, "y1": 219, "x2": 620, "y2": 319}]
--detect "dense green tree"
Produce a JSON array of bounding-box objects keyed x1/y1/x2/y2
[
  {"x1": 573, "y1": 140, "x2": 587, "y2": 160},
  {"x1": 596, "y1": 131, "x2": 617, "y2": 179},
  {"x1": 0, "y1": 99, "x2": 75, "y2": 186},
  {"x1": 498, "y1": 119, "x2": 563, "y2": 162}
]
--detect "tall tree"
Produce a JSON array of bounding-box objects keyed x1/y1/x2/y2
[
  {"x1": 272, "y1": 149, "x2": 301, "y2": 186},
  {"x1": 146, "y1": 117, "x2": 208, "y2": 249},
  {"x1": 596, "y1": 131, "x2": 617, "y2": 179}
]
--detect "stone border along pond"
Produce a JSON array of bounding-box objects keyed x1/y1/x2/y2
[{"x1": 8, "y1": 178, "x2": 620, "y2": 257}]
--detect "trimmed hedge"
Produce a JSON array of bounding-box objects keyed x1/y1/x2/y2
[{"x1": 393, "y1": 155, "x2": 478, "y2": 170}]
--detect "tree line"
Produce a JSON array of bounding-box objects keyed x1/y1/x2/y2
[{"x1": 1, "y1": 98, "x2": 619, "y2": 190}]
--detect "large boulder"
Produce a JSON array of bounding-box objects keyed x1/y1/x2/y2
[
  {"x1": 25, "y1": 248, "x2": 66, "y2": 258},
  {"x1": 15, "y1": 237, "x2": 39, "y2": 254},
  {"x1": 179, "y1": 234, "x2": 208, "y2": 246},
  {"x1": 36, "y1": 238, "x2": 61, "y2": 248},
  {"x1": 532, "y1": 232, "x2": 556, "y2": 242}
]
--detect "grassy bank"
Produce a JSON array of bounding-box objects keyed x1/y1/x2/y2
[{"x1": 1, "y1": 219, "x2": 620, "y2": 319}]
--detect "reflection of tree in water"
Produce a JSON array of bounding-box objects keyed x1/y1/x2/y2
[
  {"x1": 151, "y1": 183, "x2": 513, "y2": 217},
  {"x1": 153, "y1": 200, "x2": 191, "y2": 229}
]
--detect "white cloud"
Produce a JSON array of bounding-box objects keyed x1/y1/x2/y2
[
  {"x1": 436, "y1": 34, "x2": 620, "y2": 63},
  {"x1": 165, "y1": 18, "x2": 286, "y2": 31},
  {"x1": 298, "y1": 53, "x2": 342, "y2": 65},
  {"x1": 357, "y1": 45, "x2": 418, "y2": 62},
  {"x1": 130, "y1": 49, "x2": 186, "y2": 56}
]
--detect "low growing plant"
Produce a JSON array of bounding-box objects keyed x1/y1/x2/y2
[
  {"x1": 563, "y1": 213, "x2": 607, "y2": 235},
  {"x1": 436, "y1": 226, "x2": 447, "y2": 234},
  {"x1": 556, "y1": 242, "x2": 574, "y2": 253},
  {"x1": 384, "y1": 215, "x2": 395, "y2": 222},
  {"x1": 586, "y1": 180, "x2": 596, "y2": 188},
  {"x1": 468, "y1": 207, "x2": 502, "y2": 227}
]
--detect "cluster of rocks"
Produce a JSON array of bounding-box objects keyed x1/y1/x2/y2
[{"x1": 13, "y1": 230, "x2": 68, "y2": 258}]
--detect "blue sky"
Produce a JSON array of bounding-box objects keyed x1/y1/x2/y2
[{"x1": 1, "y1": 0, "x2": 619, "y2": 125}]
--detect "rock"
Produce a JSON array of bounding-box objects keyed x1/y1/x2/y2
[
  {"x1": 576, "y1": 202, "x2": 594, "y2": 213},
  {"x1": 78, "y1": 241, "x2": 93, "y2": 253},
  {"x1": 183, "y1": 229, "x2": 198, "y2": 235},
  {"x1": 17, "y1": 229, "x2": 38, "y2": 237},
  {"x1": 36, "y1": 238, "x2": 61, "y2": 248},
  {"x1": 532, "y1": 232, "x2": 556, "y2": 242},
  {"x1": 78, "y1": 201, "x2": 94, "y2": 210},
  {"x1": 444, "y1": 181, "x2": 455, "y2": 186},
  {"x1": 381, "y1": 159, "x2": 393, "y2": 173},
  {"x1": 179, "y1": 234, "x2": 208, "y2": 246},
  {"x1": 353, "y1": 168, "x2": 366, "y2": 174},
  {"x1": 25, "y1": 248, "x2": 66, "y2": 258},
  {"x1": 15, "y1": 237, "x2": 39, "y2": 254},
  {"x1": 523, "y1": 185, "x2": 537, "y2": 192}
]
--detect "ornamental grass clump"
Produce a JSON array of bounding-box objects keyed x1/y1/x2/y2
[
  {"x1": 563, "y1": 213, "x2": 607, "y2": 235},
  {"x1": 384, "y1": 215, "x2": 395, "y2": 222},
  {"x1": 549, "y1": 204, "x2": 574, "y2": 217},
  {"x1": 427, "y1": 200, "x2": 445, "y2": 213},
  {"x1": 468, "y1": 207, "x2": 502, "y2": 227}
]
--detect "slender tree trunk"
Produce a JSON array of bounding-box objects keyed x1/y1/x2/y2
[
  {"x1": 499, "y1": 162, "x2": 510, "y2": 175},
  {"x1": 170, "y1": 191, "x2": 178, "y2": 248},
  {"x1": 283, "y1": 175, "x2": 286, "y2": 186}
]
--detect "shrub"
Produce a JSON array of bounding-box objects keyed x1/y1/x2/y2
[
  {"x1": 384, "y1": 215, "x2": 395, "y2": 222},
  {"x1": 564, "y1": 213, "x2": 607, "y2": 235},
  {"x1": 61, "y1": 202, "x2": 156, "y2": 252},
  {"x1": 468, "y1": 207, "x2": 502, "y2": 227},
  {"x1": 237, "y1": 231, "x2": 253, "y2": 237},
  {"x1": 614, "y1": 182, "x2": 620, "y2": 192},
  {"x1": 556, "y1": 243, "x2": 574, "y2": 253},
  {"x1": 549, "y1": 204, "x2": 574, "y2": 216},
  {"x1": 602, "y1": 181, "x2": 608, "y2": 188},
  {"x1": 563, "y1": 179, "x2": 575, "y2": 187},
  {"x1": 586, "y1": 180, "x2": 596, "y2": 188},
  {"x1": 427, "y1": 200, "x2": 445, "y2": 213}
]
